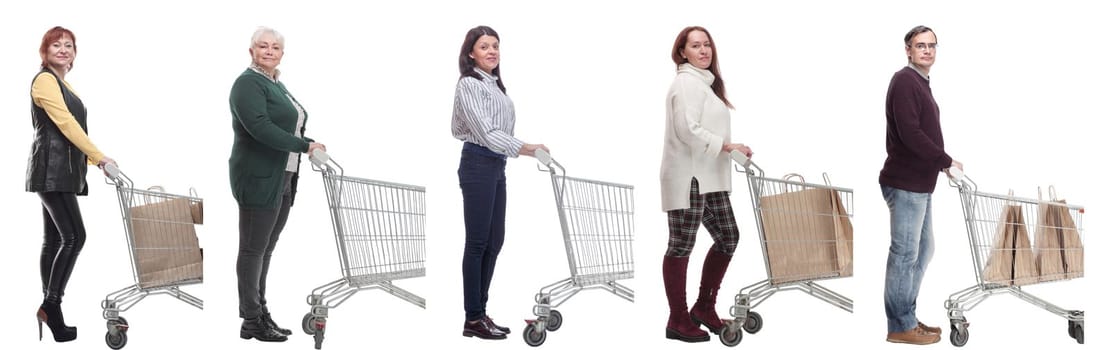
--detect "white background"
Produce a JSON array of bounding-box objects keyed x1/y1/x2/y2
[{"x1": 1, "y1": 0, "x2": 1103, "y2": 349}]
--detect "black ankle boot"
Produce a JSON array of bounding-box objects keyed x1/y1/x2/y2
[
  {"x1": 37, "y1": 300, "x2": 77, "y2": 342},
  {"x1": 241, "y1": 316, "x2": 287, "y2": 342}
]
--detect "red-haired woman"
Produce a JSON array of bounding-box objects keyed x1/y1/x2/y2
[
  {"x1": 659, "y1": 26, "x2": 752, "y2": 343},
  {"x1": 27, "y1": 25, "x2": 117, "y2": 343}
]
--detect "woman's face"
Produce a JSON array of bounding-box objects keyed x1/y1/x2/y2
[
  {"x1": 470, "y1": 35, "x2": 499, "y2": 74},
  {"x1": 250, "y1": 32, "x2": 283, "y2": 72},
  {"x1": 45, "y1": 35, "x2": 76, "y2": 71},
  {"x1": 681, "y1": 30, "x2": 713, "y2": 70}
]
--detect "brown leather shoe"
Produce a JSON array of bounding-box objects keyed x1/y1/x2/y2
[
  {"x1": 916, "y1": 319, "x2": 942, "y2": 335},
  {"x1": 887, "y1": 325, "x2": 940, "y2": 345},
  {"x1": 483, "y1": 315, "x2": 510, "y2": 334},
  {"x1": 463, "y1": 318, "x2": 506, "y2": 340}
]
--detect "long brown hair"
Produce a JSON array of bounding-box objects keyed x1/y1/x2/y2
[{"x1": 671, "y1": 26, "x2": 731, "y2": 109}]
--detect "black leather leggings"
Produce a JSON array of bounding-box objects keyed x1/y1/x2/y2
[{"x1": 39, "y1": 192, "x2": 87, "y2": 302}]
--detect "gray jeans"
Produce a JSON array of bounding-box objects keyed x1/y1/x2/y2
[{"x1": 237, "y1": 171, "x2": 294, "y2": 319}]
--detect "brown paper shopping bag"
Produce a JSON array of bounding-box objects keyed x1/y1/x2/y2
[
  {"x1": 759, "y1": 181, "x2": 850, "y2": 285},
  {"x1": 129, "y1": 197, "x2": 204, "y2": 289},
  {"x1": 830, "y1": 191, "x2": 853, "y2": 277},
  {"x1": 983, "y1": 205, "x2": 1037, "y2": 285},
  {"x1": 1035, "y1": 201, "x2": 1066, "y2": 283},
  {"x1": 1046, "y1": 200, "x2": 1082, "y2": 280},
  {"x1": 1055, "y1": 201, "x2": 1084, "y2": 279}
]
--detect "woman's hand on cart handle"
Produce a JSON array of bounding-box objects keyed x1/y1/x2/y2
[
  {"x1": 519, "y1": 143, "x2": 549, "y2": 158},
  {"x1": 723, "y1": 143, "x2": 753, "y2": 158},
  {"x1": 98, "y1": 156, "x2": 118, "y2": 178},
  {"x1": 307, "y1": 142, "x2": 327, "y2": 154}
]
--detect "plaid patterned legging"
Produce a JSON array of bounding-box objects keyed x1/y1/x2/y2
[{"x1": 666, "y1": 178, "x2": 740, "y2": 257}]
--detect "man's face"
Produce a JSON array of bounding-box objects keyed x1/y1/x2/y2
[{"x1": 906, "y1": 31, "x2": 937, "y2": 69}]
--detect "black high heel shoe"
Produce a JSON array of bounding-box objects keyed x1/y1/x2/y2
[{"x1": 37, "y1": 301, "x2": 77, "y2": 342}]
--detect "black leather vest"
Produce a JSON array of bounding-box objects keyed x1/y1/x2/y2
[{"x1": 25, "y1": 69, "x2": 89, "y2": 195}]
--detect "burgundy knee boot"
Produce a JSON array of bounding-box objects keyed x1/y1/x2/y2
[
  {"x1": 663, "y1": 255, "x2": 710, "y2": 342},
  {"x1": 690, "y1": 249, "x2": 733, "y2": 334}
]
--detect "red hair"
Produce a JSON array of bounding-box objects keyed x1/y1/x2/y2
[{"x1": 39, "y1": 26, "x2": 77, "y2": 70}]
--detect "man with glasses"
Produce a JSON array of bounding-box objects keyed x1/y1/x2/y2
[{"x1": 880, "y1": 25, "x2": 961, "y2": 345}]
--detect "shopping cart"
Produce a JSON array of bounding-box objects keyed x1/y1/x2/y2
[
  {"x1": 944, "y1": 169, "x2": 1085, "y2": 346},
  {"x1": 522, "y1": 149, "x2": 634, "y2": 347},
  {"x1": 302, "y1": 150, "x2": 426, "y2": 349},
  {"x1": 100, "y1": 164, "x2": 204, "y2": 350},
  {"x1": 720, "y1": 151, "x2": 853, "y2": 346}
]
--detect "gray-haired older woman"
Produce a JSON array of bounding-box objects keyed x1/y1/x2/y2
[{"x1": 229, "y1": 26, "x2": 326, "y2": 343}]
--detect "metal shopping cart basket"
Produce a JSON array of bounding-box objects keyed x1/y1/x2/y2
[
  {"x1": 301, "y1": 150, "x2": 426, "y2": 349},
  {"x1": 521, "y1": 150, "x2": 634, "y2": 346},
  {"x1": 100, "y1": 165, "x2": 204, "y2": 349},
  {"x1": 944, "y1": 170, "x2": 1085, "y2": 346},
  {"x1": 720, "y1": 151, "x2": 853, "y2": 346}
]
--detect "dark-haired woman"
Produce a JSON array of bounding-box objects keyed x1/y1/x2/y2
[{"x1": 451, "y1": 25, "x2": 548, "y2": 341}]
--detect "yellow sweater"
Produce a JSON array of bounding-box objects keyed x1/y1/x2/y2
[{"x1": 31, "y1": 72, "x2": 104, "y2": 165}]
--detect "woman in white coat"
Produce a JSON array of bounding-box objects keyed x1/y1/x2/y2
[{"x1": 659, "y1": 26, "x2": 753, "y2": 343}]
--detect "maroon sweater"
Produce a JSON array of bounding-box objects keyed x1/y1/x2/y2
[{"x1": 879, "y1": 66, "x2": 952, "y2": 193}]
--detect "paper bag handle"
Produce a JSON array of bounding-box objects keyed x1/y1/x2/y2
[{"x1": 783, "y1": 173, "x2": 805, "y2": 183}]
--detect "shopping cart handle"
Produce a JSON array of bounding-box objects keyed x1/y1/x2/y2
[
  {"x1": 310, "y1": 149, "x2": 330, "y2": 167},
  {"x1": 948, "y1": 167, "x2": 964, "y2": 183},
  {"x1": 104, "y1": 163, "x2": 120, "y2": 180},
  {"x1": 535, "y1": 148, "x2": 553, "y2": 167},
  {"x1": 730, "y1": 150, "x2": 751, "y2": 167}
]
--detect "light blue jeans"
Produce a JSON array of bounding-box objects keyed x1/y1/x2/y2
[{"x1": 882, "y1": 185, "x2": 935, "y2": 333}]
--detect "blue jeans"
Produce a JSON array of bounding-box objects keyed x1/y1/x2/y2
[
  {"x1": 458, "y1": 145, "x2": 507, "y2": 321},
  {"x1": 882, "y1": 185, "x2": 935, "y2": 333}
]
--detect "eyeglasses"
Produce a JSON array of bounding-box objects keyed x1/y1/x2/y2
[{"x1": 911, "y1": 43, "x2": 938, "y2": 50}]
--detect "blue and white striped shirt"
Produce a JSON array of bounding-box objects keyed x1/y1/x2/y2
[{"x1": 451, "y1": 68, "x2": 524, "y2": 158}]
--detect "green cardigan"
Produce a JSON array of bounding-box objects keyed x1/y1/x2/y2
[{"x1": 228, "y1": 68, "x2": 311, "y2": 209}]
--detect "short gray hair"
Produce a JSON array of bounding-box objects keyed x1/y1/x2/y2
[{"x1": 251, "y1": 26, "x2": 284, "y2": 48}]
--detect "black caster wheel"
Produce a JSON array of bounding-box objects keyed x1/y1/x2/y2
[
  {"x1": 546, "y1": 310, "x2": 562, "y2": 332},
  {"x1": 742, "y1": 311, "x2": 762, "y2": 334},
  {"x1": 523, "y1": 323, "x2": 547, "y2": 347},
  {"x1": 105, "y1": 330, "x2": 128, "y2": 350}
]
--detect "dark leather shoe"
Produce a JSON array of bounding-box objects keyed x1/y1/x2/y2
[
  {"x1": 241, "y1": 317, "x2": 288, "y2": 342},
  {"x1": 483, "y1": 315, "x2": 511, "y2": 334},
  {"x1": 263, "y1": 313, "x2": 292, "y2": 336},
  {"x1": 463, "y1": 318, "x2": 506, "y2": 340}
]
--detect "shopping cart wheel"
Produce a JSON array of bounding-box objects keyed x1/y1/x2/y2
[
  {"x1": 116, "y1": 316, "x2": 128, "y2": 326},
  {"x1": 1073, "y1": 324, "x2": 1083, "y2": 344},
  {"x1": 302, "y1": 313, "x2": 323, "y2": 335},
  {"x1": 742, "y1": 312, "x2": 762, "y2": 334},
  {"x1": 950, "y1": 325, "x2": 969, "y2": 347},
  {"x1": 546, "y1": 310, "x2": 563, "y2": 332},
  {"x1": 719, "y1": 323, "x2": 743, "y2": 347},
  {"x1": 523, "y1": 323, "x2": 547, "y2": 347},
  {"x1": 105, "y1": 330, "x2": 128, "y2": 350}
]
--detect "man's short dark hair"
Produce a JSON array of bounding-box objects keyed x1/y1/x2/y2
[{"x1": 904, "y1": 25, "x2": 935, "y2": 47}]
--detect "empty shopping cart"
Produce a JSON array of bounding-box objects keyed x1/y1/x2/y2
[
  {"x1": 945, "y1": 170, "x2": 1085, "y2": 346},
  {"x1": 522, "y1": 149, "x2": 634, "y2": 347},
  {"x1": 302, "y1": 150, "x2": 426, "y2": 349},
  {"x1": 101, "y1": 165, "x2": 204, "y2": 349},
  {"x1": 721, "y1": 151, "x2": 853, "y2": 346}
]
